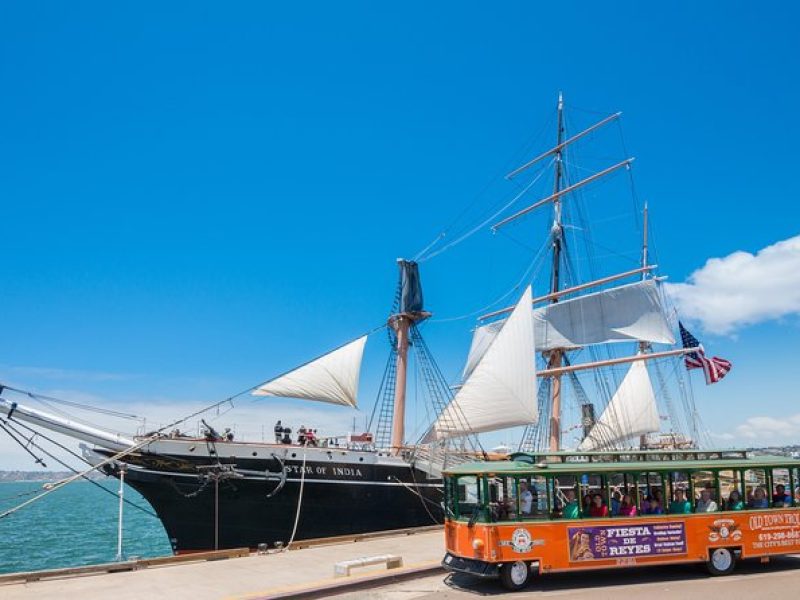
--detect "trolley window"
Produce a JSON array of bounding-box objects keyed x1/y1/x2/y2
[
  {"x1": 456, "y1": 475, "x2": 481, "y2": 519},
  {"x1": 744, "y1": 468, "x2": 769, "y2": 509}
]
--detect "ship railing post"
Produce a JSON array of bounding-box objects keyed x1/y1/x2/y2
[
  {"x1": 214, "y1": 473, "x2": 220, "y2": 551},
  {"x1": 115, "y1": 464, "x2": 126, "y2": 562}
]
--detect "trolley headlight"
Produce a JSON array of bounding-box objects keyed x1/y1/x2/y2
[{"x1": 472, "y1": 538, "x2": 484, "y2": 551}]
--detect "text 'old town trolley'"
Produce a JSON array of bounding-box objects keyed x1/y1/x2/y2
[{"x1": 442, "y1": 449, "x2": 800, "y2": 590}]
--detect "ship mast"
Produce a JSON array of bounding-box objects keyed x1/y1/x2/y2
[
  {"x1": 547, "y1": 92, "x2": 566, "y2": 451},
  {"x1": 389, "y1": 260, "x2": 429, "y2": 453},
  {"x1": 639, "y1": 202, "x2": 650, "y2": 449},
  {"x1": 492, "y1": 97, "x2": 691, "y2": 451},
  {"x1": 390, "y1": 313, "x2": 413, "y2": 452}
]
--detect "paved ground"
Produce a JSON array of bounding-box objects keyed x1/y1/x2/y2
[
  {"x1": 329, "y1": 555, "x2": 800, "y2": 600},
  {"x1": 5, "y1": 532, "x2": 800, "y2": 599},
  {"x1": 0, "y1": 530, "x2": 443, "y2": 600}
]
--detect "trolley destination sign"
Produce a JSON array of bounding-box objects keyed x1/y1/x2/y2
[{"x1": 568, "y1": 522, "x2": 687, "y2": 561}]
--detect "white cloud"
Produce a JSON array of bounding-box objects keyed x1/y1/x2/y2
[
  {"x1": 666, "y1": 235, "x2": 800, "y2": 335},
  {"x1": 711, "y1": 413, "x2": 800, "y2": 446},
  {"x1": 734, "y1": 414, "x2": 800, "y2": 441}
]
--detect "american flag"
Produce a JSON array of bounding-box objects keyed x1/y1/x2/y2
[{"x1": 679, "y1": 322, "x2": 732, "y2": 385}]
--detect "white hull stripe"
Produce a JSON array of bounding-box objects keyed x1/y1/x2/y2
[{"x1": 131, "y1": 467, "x2": 441, "y2": 487}]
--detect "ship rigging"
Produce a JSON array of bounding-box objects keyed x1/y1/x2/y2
[{"x1": 0, "y1": 94, "x2": 723, "y2": 553}]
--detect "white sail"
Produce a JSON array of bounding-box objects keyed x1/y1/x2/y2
[
  {"x1": 577, "y1": 359, "x2": 660, "y2": 451},
  {"x1": 461, "y1": 320, "x2": 504, "y2": 380},
  {"x1": 463, "y1": 279, "x2": 674, "y2": 379},
  {"x1": 535, "y1": 279, "x2": 674, "y2": 350},
  {"x1": 252, "y1": 336, "x2": 367, "y2": 407},
  {"x1": 431, "y1": 286, "x2": 537, "y2": 439}
]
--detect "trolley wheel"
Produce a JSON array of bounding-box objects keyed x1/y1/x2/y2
[
  {"x1": 706, "y1": 547, "x2": 736, "y2": 576},
  {"x1": 499, "y1": 560, "x2": 532, "y2": 590}
]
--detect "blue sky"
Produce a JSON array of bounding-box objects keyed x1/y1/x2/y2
[{"x1": 2, "y1": 2, "x2": 800, "y2": 468}]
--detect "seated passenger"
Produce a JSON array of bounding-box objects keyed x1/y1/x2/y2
[
  {"x1": 645, "y1": 496, "x2": 664, "y2": 515},
  {"x1": 589, "y1": 493, "x2": 609, "y2": 518},
  {"x1": 652, "y1": 488, "x2": 664, "y2": 506},
  {"x1": 582, "y1": 494, "x2": 593, "y2": 516},
  {"x1": 695, "y1": 488, "x2": 718, "y2": 513},
  {"x1": 726, "y1": 490, "x2": 744, "y2": 511},
  {"x1": 749, "y1": 487, "x2": 769, "y2": 509},
  {"x1": 772, "y1": 484, "x2": 792, "y2": 508},
  {"x1": 519, "y1": 481, "x2": 533, "y2": 515},
  {"x1": 618, "y1": 494, "x2": 637, "y2": 516},
  {"x1": 562, "y1": 489, "x2": 581, "y2": 519},
  {"x1": 669, "y1": 488, "x2": 692, "y2": 514},
  {"x1": 610, "y1": 491, "x2": 621, "y2": 516}
]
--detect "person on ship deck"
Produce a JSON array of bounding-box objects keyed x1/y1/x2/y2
[
  {"x1": 281, "y1": 427, "x2": 292, "y2": 444},
  {"x1": 306, "y1": 428, "x2": 317, "y2": 446}
]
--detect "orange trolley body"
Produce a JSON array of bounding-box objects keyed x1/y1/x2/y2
[{"x1": 442, "y1": 450, "x2": 800, "y2": 590}]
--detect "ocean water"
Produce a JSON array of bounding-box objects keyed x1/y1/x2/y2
[{"x1": 0, "y1": 479, "x2": 172, "y2": 574}]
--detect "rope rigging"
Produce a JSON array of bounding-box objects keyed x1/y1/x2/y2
[
  {"x1": 0, "y1": 434, "x2": 155, "y2": 520},
  {"x1": 284, "y1": 442, "x2": 308, "y2": 550},
  {"x1": 412, "y1": 110, "x2": 558, "y2": 264},
  {"x1": 417, "y1": 157, "x2": 555, "y2": 263},
  {"x1": 0, "y1": 377, "x2": 270, "y2": 520},
  {"x1": 0, "y1": 416, "x2": 158, "y2": 518},
  {"x1": 0, "y1": 384, "x2": 142, "y2": 420}
]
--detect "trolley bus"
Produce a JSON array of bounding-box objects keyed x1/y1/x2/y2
[{"x1": 442, "y1": 449, "x2": 800, "y2": 590}]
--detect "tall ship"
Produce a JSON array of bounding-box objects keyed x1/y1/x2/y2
[{"x1": 0, "y1": 95, "x2": 723, "y2": 553}]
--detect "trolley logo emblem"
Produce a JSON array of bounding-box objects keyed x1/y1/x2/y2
[
  {"x1": 708, "y1": 519, "x2": 741, "y2": 542},
  {"x1": 509, "y1": 528, "x2": 533, "y2": 553}
]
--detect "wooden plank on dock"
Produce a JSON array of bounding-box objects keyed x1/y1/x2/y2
[
  {"x1": 287, "y1": 525, "x2": 442, "y2": 550},
  {"x1": 137, "y1": 547, "x2": 249, "y2": 567},
  {"x1": 0, "y1": 547, "x2": 250, "y2": 585},
  {"x1": 0, "y1": 561, "x2": 139, "y2": 584}
]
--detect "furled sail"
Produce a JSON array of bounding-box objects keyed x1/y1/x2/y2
[
  {"x1": 577, "y1": 359, "x2": 660, "y2": 451},
  {"x1": 535, "y1": 279, "x2": 674, "y2": 350},
  {"x1": 252, "y1": 336, "x2": 368, "y2": 407},
  {"x1": 430, "y1": 286, "x2": 537, "y2": 440},
  {"x1": 398, "y1": 259, "x2": 424, "y2": 313},
  {"x1": 463, "y1": 279, "x2": 674, "y2": 379}
]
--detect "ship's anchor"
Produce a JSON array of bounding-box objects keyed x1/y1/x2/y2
[{"x1": 265, "y1": 453, "x2": 286, "y2": 498}]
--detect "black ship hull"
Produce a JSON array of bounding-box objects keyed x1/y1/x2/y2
[{"x1": 101, "y1": 443, "x2": 443, "y2": 553}]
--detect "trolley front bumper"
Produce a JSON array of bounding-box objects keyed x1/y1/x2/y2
[{"x1": 442, "y1": 553, "x2": 499, "y2": 578}]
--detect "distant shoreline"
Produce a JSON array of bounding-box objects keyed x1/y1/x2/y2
[{"x1": 0, "y1": 471, "x2": 105, "y2": 483}]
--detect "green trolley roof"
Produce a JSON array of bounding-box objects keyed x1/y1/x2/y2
[{"x1": 443, "y1": 449, "x2": 800, "y2": 477}]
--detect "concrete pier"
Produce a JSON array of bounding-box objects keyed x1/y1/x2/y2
[{"x1": 0, "y1": 528, "x2": 444, "y2": 600}]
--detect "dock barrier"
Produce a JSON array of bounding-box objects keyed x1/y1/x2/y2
[{"x1": 0, "y1": 547, "x2": 250, "y2": 585}]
